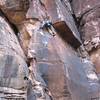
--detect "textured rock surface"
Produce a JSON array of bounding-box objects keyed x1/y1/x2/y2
[
  {"x1": 44, "y1": 0, "x2": 82, "y2": 48},
  {"x1": 0, "y1": 0, "x2": 29, "y2": 24},
  {"x1": 0, "y1": 15, "x2": 29, "y2": 99},
  {"x1": 71, "y1": 0, "x2": 100, "y2": 18},
  {"x1": 0, "y1": 0, "x2": 100, "y2": 100},
  {"x1": 71, "y1": 0, "x2": 100, "y2": 73}
]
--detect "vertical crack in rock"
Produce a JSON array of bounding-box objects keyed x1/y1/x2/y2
[{"x1": 0, "y1": 0, "x2": 100, "y2": 100}]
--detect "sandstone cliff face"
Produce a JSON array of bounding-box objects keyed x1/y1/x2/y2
[
  {"x1": 0, "y1": 0, "x2": 100, "y2": 100},
  {"x1": 71, "y1": 0, "x2": 100, "y2": 78}
]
